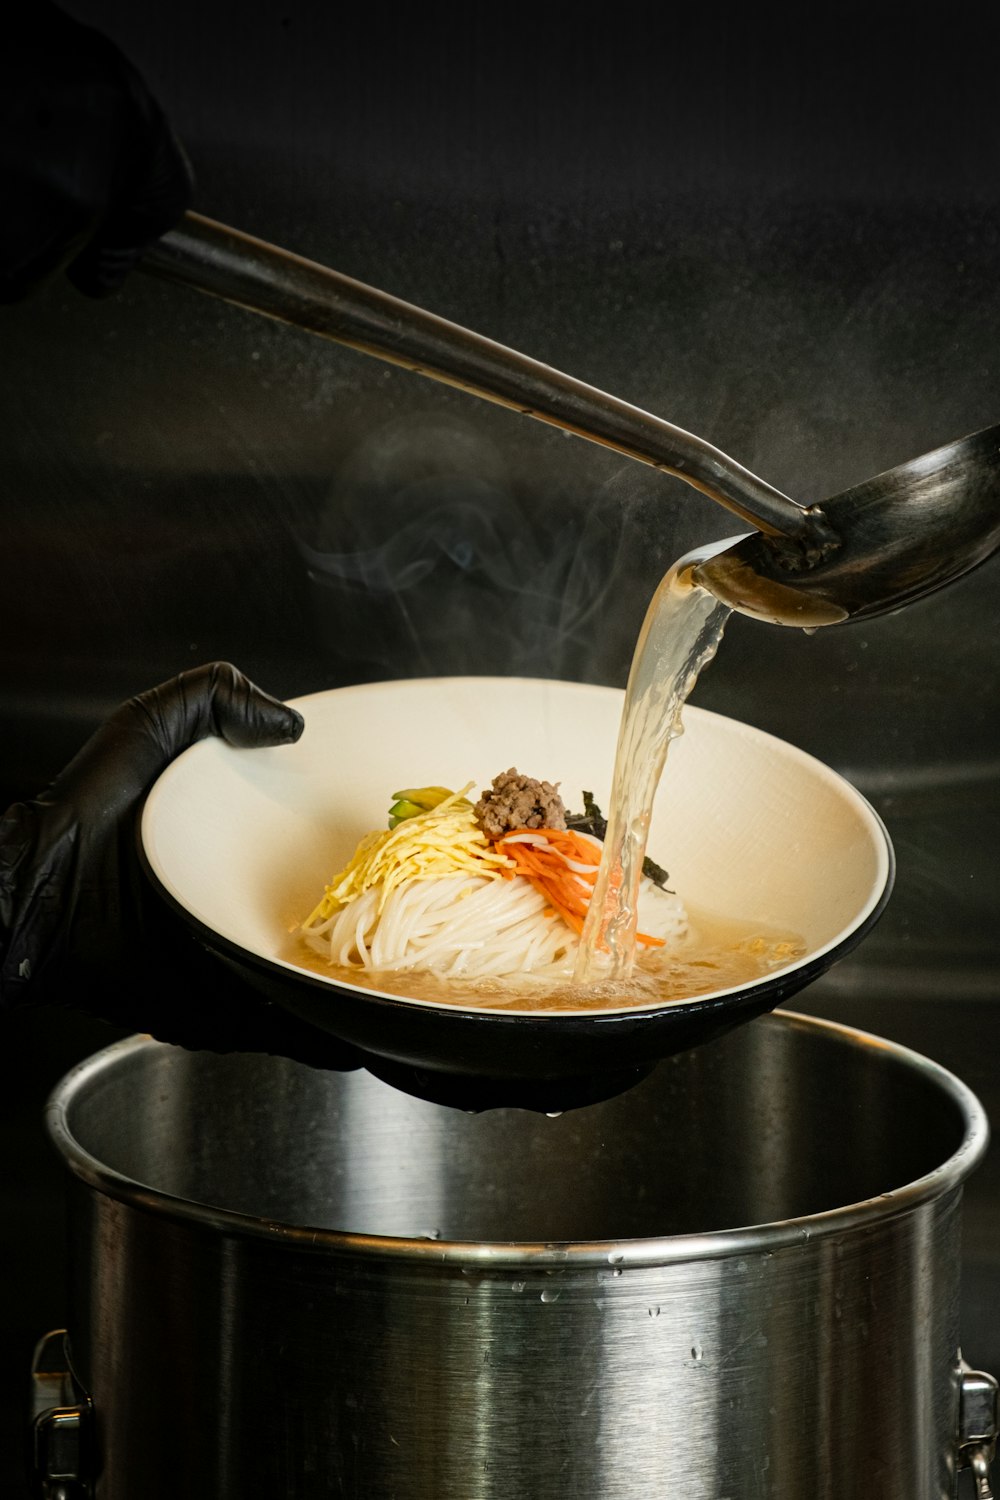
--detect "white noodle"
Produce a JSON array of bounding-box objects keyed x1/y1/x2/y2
[{"x1": 302, "y1": 871, "x2": 687, "y2": 981}]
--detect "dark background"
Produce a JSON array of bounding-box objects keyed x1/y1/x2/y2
[{"x1": 3, "y1": 1, "x2": 1000, "y2": 1493}]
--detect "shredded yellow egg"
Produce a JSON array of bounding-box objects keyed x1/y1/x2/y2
[{"x1": 304, "y1": 785, "x2": 513, "y2": 925}]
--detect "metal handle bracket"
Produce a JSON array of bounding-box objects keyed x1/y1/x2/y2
[
  {"x1": 959, "y1": 1360, "x2": 999, "y2": 1499},
  {"x1": 30, "y1": 1330, "x2": 94, "y2": 1500}
]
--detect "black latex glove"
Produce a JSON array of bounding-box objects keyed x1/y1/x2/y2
[
  {"x1": 0, "y1": 2, "x2": 194, "y2": 300},
  {"x1": 0, "y1": 663, "x2": 361, "y2": 1071}
]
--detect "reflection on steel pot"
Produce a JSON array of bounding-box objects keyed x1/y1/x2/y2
[{"x1": 38, "y1": 1012, "x2": 997, "y2": 1499}]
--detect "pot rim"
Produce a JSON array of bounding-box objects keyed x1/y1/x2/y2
[{"x1": 44, "y1": 1009, "x2": 990, "y2": 1269}]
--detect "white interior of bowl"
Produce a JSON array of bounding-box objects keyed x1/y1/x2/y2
[{"x1": 140, "y1": 677, "x2": 891, "y2": 1016}]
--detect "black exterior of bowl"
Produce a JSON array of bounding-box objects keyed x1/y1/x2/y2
[{"x1": 194, "y1": 875, "x2": 892, "y2": 1111}]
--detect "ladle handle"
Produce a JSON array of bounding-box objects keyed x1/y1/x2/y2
[{"x1": 140, "y1": 211, "x2": 813, "y2": 541}]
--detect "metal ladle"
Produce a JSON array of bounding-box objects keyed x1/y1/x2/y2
[{"x1": 141, "y1": 212, "x2": 1000, "y2": 627}]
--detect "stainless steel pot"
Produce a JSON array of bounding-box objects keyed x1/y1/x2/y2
[{"x1": 34, "y1": 1011, "x2": 998, "y2": 1499}]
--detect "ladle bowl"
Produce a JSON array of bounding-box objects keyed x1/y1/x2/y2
[
  {"x1": 139, "y1": 677, "x2": 894, "y2": 1111},
  {"x1": 693, "y1": 423, "x2": 1000, "y2": 626},
  {"x1": 141, "y1": 214, "x2": 1000, "y2": 626}
]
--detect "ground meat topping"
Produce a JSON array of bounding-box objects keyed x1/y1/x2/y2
[{"x1": 474, "y1": 768, "x2": 567, "y2": 839}]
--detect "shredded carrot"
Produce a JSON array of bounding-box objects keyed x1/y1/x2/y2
[{"x1": 493, "y1": 828, "x2": 665, "y2": 948}]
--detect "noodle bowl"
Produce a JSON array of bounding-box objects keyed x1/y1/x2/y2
[{"x1": 139, "y1": 677, "x2": 893, "y2": 1044}]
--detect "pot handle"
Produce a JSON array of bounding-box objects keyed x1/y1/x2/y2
[
  {"x1": 960, "y1": 1360, "x2": 999, "y2": 1498},
  {"x1": 29, "y1": 1330, "x2": 94, "y2": 1500}
]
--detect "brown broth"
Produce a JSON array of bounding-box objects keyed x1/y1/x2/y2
[{"x1": 280, "y1": 907, "x2": 805, "y2": 1014}]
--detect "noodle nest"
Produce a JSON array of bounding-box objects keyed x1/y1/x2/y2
[{"x1": 299, "y1": 787, "x2": 686, "y2": 981}]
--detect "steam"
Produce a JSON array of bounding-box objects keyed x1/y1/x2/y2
[{"x1": 295, "y1": 414, "x2": 689, "y2": 687}]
